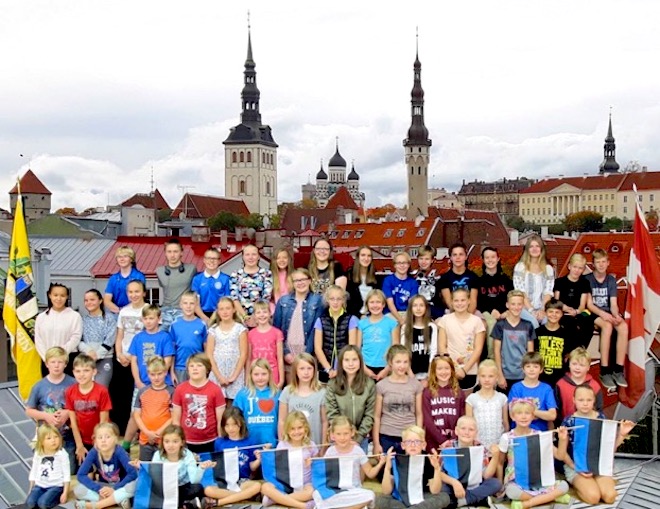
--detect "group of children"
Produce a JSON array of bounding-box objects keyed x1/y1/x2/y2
[{"x1": 24, "y1": 239, "x2": 635, "y2": 509}]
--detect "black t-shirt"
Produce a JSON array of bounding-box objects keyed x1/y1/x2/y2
[
  {"x1": 409, "y1": 325, "x2": 434, "y2": 376},
  {"x1": 412, "y1": 269, "x2": 444, "y2": 318},
  {"x1": 553, "y1": 275, "x2": 591, "y2": 309},
  {"x1": 312, "y1": 262, "x2": 346, "y2": 295},
  {"x1": 436, "y1": 269, "x2": 479, "y2": 306},
  {"x1": 535, "y1": 324, "x2": 574, "y2": 386},
  {"x1": 477, "y1": 272, "x2": 513, "y2": 314}
]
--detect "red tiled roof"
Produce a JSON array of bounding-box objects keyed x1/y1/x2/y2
[
  {"x1": 325, "y1": 187, "x2": 359, "y2": 210},
  {"x1": 428, "y1": 207, "x2": 510, "y2": 246},
  {"x1": 520, "y1": 174, "x2": 626, "y2": 194},
  {"x1": 319, "y1": 219, "x2": 437, "y2": 248},
  {"x1": 558, "y1": 231, "x2": 660, "y2": 279},
  {"x1": 121, "y1": 189, "x2": 170, "y2": 210},
  {"x1": 428, "y1": 207, "x2": 501, "y2": 223},
  {"x1": 280, "y1": 208, "x2": 337, "y2": 233},
  {"x1": 91, "y1": 235, "x2": 242, "y2": 278},
  {"x1": 618, "y1": 171, "x2": 660, "y2": 191},
  {"x1": 9, "y1": 169, "x2": 51, "y2": 195},
  {"x1": 171, "y1": 194, "x2": 249, "y2": 220}
]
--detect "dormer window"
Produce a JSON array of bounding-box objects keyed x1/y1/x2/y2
[
  {"x1": 416, "y1": 228, "x2": 426, "y2": 237},
  {"x1": 355, "y1": 230, "x2": 364, "y2": 239},
  {"x1": 329, "y1": 231, "x2": 338, "y2": 239},
  {"x1": 397, "y1": 229, "x2": 406, "y2": 238},
  {"x1": 384, "y1": 229, "x2": 393, "y2": 238},
  {"x1": 342, "y1": 230, "x2": 351, "y2": 239}
]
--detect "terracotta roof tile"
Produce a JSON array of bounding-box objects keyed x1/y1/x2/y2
[
  {"x1": 280, "y1": 208, "x2": 337, "y2": 233},
  {"x1": 171, "y1": 194, "x2": 250, "y2": 219},
  {"x1": 325, "y1": 187, "x2": 359, "y2": 210},
  {"x1": 319, "y1": 219, "x2": 437, "y2": 248},
  {"x1": 618, "y1": 171, "x2": 660, "y2": 191},
  {"x1": 9, "y1": 169, "x2": 51, "y2": 195},
  {"x1": 520, "y1": 174, "x2": 626, "y2": 194},
  {"x1": 121, "y1": 189, "x2": 171, "y2": 210}
]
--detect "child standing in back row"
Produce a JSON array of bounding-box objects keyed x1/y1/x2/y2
[
  {"x1": 170, "y1": 291, "x2": 207, "y2": 384},
  {"x1": 553, "y1": 253, "x2": 594, "y2": 350},
  {"x1": 383, "y1": 251, "x2": 419, "y2": 325},
  {"x1": 358, "y1": 289, "x2": 400, "y2": 381},
  {"x1": 248, "y1": 300, "x2": 285, "y2": 388}
]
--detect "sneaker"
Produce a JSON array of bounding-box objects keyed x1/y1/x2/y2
[
  {"x1": 261, "y1": 495, "x2": 273, "y2": 507},
  {"x1": 305, "y1": 501, "x2": 316, "y2": 509},
  {"x1": 119, "y1": 499, "x2": 132, "y2": 509},
  {"x1": 613, "y1": 371, "x2": 628, "y2": 387},
  {"x1": 600, "y1": 373, "x2": 616, "y2": 390},
  {"x1": 555, "y1": 494, "x2": 571, "y2": 504}
]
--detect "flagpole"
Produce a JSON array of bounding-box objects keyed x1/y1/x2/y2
[
  {"x1": 260, "y1": 443, "x2": 331, "y2": 452},
  {"x1": 310, "y1": 453, "x2": 384, "y2": 461}
]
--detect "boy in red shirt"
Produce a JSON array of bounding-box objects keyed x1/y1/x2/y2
[{"x1": 65, "y1": 354, "x2": 112, "y2": 465}]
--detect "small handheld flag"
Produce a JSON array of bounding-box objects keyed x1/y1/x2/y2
[
  {"x1": 572, "y1": 417, "x2": 617, "y2": 476},
  {"x1": 201, "y1": 449, "x2": 241, "y2": 492},
  {"x1": 393, "y1": 455, "x2": 427, "y2": 506},
  {"x1": 311, "y1": 456, "x2": 355, "y2": 500},
  {"x1": 134, "y1": 462, "x2": 179, "y2": 509},
  {"x1": 441, "y1": 446, "x2": 484, "y2": 489},
  {"x1": 511, "y1": 432, "x2": 555, "y2": 490},
  {"x1": 262, "y1": 448, "x2": 305, "y2": 494}
]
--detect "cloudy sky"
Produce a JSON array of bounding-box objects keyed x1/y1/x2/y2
[{"x1": 2, "y1": 1, "x2": 660, "y2": 212}]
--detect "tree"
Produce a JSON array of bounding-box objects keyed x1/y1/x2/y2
[
  {"x1": 55, "y1": 207, "x2": 77, "y2": 215},
  {"x1": 243, "y1": 213, "x2": 264, "y2": 230},
  {"x1": 507, "y1": 215, "x2": 526, "y2": 231},
  {"x1": 366, "y1": 203, "x2": 397, "y2": 219},
  {"x1": 300, "y1": 198, "x2": 318, "y2": 209},
  {"x1": 603, "y1": 216, "x2": 624, "y2": 232},
  {"x1": 646, "y1": 210, "x2": 659, "y2": 232},
  {"x1": 208, "y1": 211, "x2": 242, "y2": 231},
  {"x1": 564, "y1": 211, "x2": 603, "y2": 232}
]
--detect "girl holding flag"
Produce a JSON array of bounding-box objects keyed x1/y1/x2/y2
[{"x1": 557, "y1": 384, "x2": 635, "y2": 505}]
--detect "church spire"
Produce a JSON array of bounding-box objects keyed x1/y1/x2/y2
[
  {"x1": 240, "y1": 17, "x2": 261, "y2": 125},
  {"x1": 404, "y1": 28, "x2": 431, "y2": 147},
  {"x1": 599, "y1": 110, "x2": 620, "y2": 174}
]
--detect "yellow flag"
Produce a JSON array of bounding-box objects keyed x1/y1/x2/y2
[{"x1": 3, "y1": 191, "x2": 41, "y2": 400}]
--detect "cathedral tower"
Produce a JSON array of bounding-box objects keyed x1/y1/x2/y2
[{"x1": 599, "y1": 112, "x2": 620, "y2": 174}]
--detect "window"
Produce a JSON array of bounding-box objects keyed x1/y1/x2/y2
[
  {"x1": 266, "y1": 181, "x2": 271, "y2": 196},
  {"x1": 232, "y1": 151, "x2": 237, "y2": 163},
  {"x1": 397, "y1": 229, "x2": 406, "y2": 237},
  {"x1": 416, "y1": 228, "x2": 426, "y2": 237},
  {"x1": 623, "y1": 206, "x2": 628, "y2": 214},
  {"x1": 624, "y1": 196, "x2": 628, "y2": 202},
  {"x1": 247, "y1": 151, "x2": 252, "y2": 163},
  {"x1": 239, "y1": 180, "x2": 246, "y2": 194},
  {"x1": 147, "y1": 287, "x2": 160, "y2": 306},
  {"x1": 599, "y1": 194, "x2": 603, "y2": 200},
  {"x1": 239, "y1": 152, "x2": 244, "y2": 163},
  {"x1": 384, "y1": 229, "x2": 393, "y2": 238},
  {"x1": 381, "y1": 247, "x2": 390, "y2": 256},
  {"x1": 409, "y1": 248, "x2": 418, "y2": 258},
  {"x1": 329, "y1": 231, "x2": 338, "y2": 239},
  {"x1": 342, "y1": 230, "x2": 351, "y2": 239},
  {"x1": 355, "y1": 230, "x2": 364, "y2": 239},
  {"x1": 639, "y1": 195, "x2": 643, "y2": 202},
  {"x1": 651, "y1": 194, "x2": 655, "y2": 202}
]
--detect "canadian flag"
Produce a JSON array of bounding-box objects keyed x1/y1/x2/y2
[{"x1": 620, "y1": 197, "x2": 660, "y2": 408}]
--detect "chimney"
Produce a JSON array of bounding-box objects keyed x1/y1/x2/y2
[
  {"x1": 509, "y1": 230, "x2": 519, "y2": 246},
  {"x1": 540, "y1": 226, "x2": 549, "y2": 239},
  {"x1": 255, "y1": 231, "x2": 265, "y2": 248},
  {"x1": 220, "y1": 230, "x2": 228, "y2": 251},
  {"x1": 235, "y1": 228, "x2": 243, "y2": 242}
]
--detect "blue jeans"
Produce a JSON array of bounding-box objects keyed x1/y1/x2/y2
[
  {"x1": 442, "y1": 477, "x2": 502, "y2": 506},
  {"x1": 26, "y1": 485, "x2": 63, "y2": 509}
]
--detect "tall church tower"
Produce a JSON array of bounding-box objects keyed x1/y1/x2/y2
[
  {"x1": 598, "y1": 112, "x2": 620, "y2": 174},
  {"x1": 224, "y1": 24, "x2": 278, "y2": 215},
  {"x1": 403, "y1": 35, "x2": 432, "y2": 219}
]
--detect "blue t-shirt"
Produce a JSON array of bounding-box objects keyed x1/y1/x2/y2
[
  {"x1": 508, "y1": 380, "x2": 557, "y2": 431},
  {"x1": 170, "y1": 318, "x2": 207, "y2": 371},
  {"x1": 26, "y1": 375, "x2": 76, "y2": 437},
  {"x1": 232, "y1": 386, "x2": 279, "y2": 447},
  {"x1": 212, "y1": 436, "x2": 257, "y2": 480},
  {"x1": 191, "y1": 271, "x2": 231, "y2": 313},
  {"x1": 128, "y1": 330, "x2": 175, "y2": 385},
  {"x1": 358, "y1": 314, "x2": 399, "y2": 368},
  {"x1": 492, "y1": 318, "x2": 536, "y2": 380},
  {"x1": 382, "y1": 274, "x2": 419, "y2": 312},
  {"x1": 105, "y1": 268, "x2": 146, "y2": 308}
]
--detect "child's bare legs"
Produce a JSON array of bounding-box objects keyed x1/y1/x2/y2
[
  {"x1": 123, "y1": 416, "x2": 138, "y2": 448},
  {"x1": 615, "y1": 320, "x2": 629, "y2": 366},
  {"x1": 205, "y1": 481, "x2": 261, "y2": 506},
  {"x1": 596, "y1": 318, "x2": 613, "y2": 369},
  {"x1": 507, "y1": 481, "x2": 568, "y2": 509},
  {"x1": 261, "y1": 482, "x2": 313, "y2": 509},
  {"x1": 573, "y1": 474, "x2": 617, "y2": 505}
]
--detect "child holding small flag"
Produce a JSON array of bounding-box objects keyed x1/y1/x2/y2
[
  {"x1": 377, "y1": 425, "x2": 450, "y2": 509},
  {"x1": 557, "y1": 384, "x2": 635, "y2": 505},
  {"x1": 508, "y1": 352, "x2": 557, "y2": 431},
  {"x1": 146, "y1": 424, "x2": 215, "y2": 508},
  {"x1": 261, "y1": 411, "x2": 318, "y2": 509},
  {"x1": 554, "y1": 347, "x2": 603, "y2": 423},
  {"x1": 312, "y1": 415, "x2": 387, "y2": 509},
  {"x1": 439, "y1": 416, "x2": 501, "y2": 507},
  {"x1": 203, "y1": 407, "x2": 262, "y2": 506},
  {"x1": 498, "y1": 399, "x2": 569, "y2": 509}
]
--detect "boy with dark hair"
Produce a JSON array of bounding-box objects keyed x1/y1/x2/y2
[
  {"x1": 412, "y1": 245, "x2": 443, "y2": 318},
  {"x1": 535, "y1": 298, "x2": 574, "y2": 386},
  {"x1": 507, "y1": 352, "x2": 557, "y2": 431},
  {"x1": 585, "y1": 248, "x2": 629, "y2": 389},
  {"x1": 155, "y1": 237, "x2": 196, "y2": 331},
  {"x1": 436, "y1": 243, "x2": 479, "y2": 314}
]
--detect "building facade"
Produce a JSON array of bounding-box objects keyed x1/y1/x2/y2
[
  {"x1": 223, "y1": 28, "x2": 278, "y2": 216},
  {"x1": 458, "y1": 177, "x2": 535, "y2": 219},
  {"x1": 9, "y1": 169, "x2": 52, "y2": 222}
]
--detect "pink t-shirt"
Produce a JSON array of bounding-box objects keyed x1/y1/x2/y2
[{"x1": 248, "y1": 326, "x2": 284, "y2": 384}]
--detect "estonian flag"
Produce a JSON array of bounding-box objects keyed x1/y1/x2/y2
[
  {"x1": 392, "y1": 455, "x2": 427, "y2": 506},
  {"x1": 262, "y1": 448, "x2": 305, "y2": 494},
  {"x1": 441, "y1": 446, "x2": 484, "y2": 489},
  {"x1": 572, "y1": 417, "x2": 617, "y2": 476},
  {"x1": 512, "y1": 431, "x2": 555, "y2": 491},
  {"x1": 311, "y1": 457, "x2": 355, "y2": 500},
  {"x1": 200, "y1": 449, "x2": 241, "y2": 492},
  {"x1": 134, "y1": 462, "x2": 179, "y2": 509}
]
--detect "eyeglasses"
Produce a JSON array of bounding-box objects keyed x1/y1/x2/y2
[
  {"x1": 402, "y1": 439, "x2": 424, "y2": 446},
  {"x1": 204, "y1": 257, "x2": 220, "y2": 261},
  {"x1": 315, "y1": 247, "x2": 330, "y2": 252},
  {"x1": 395, "y1": 261, "x2": 410, "y2": 265},
  {"x1": 293, "y1": 278, "x2": 310, "y2": 283}
]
